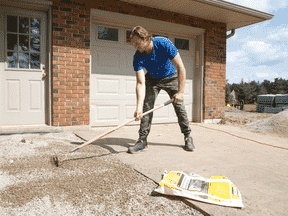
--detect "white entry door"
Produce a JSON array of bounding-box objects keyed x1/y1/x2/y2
[{"x1": 0, "y1": 7, "x2": 47, "y2": 126}]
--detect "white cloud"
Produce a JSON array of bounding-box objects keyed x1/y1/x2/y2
[
  {"x1": 267, "y1": 27, "x2": 288, "y2": 40},
  {"x1": 245, "y1": 41, "x2": 272, "y2": 53},
  {"x1": 256, "y1": 72, "x2": 270, "y2": 78},
  {"x1": 225, "y1": 0, "x2": 270, "y2": 12},
  {"x1": 227, "y1": 62, "x2": 286, "y2": 84},
  {"x1": 227, "y1": 51, "x2": 247, "y2": 63},
  {"x1": 225, "y1": 0, "x2": 288, "y2": 12}
]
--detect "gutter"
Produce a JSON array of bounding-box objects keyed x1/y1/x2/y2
[{"x1": 195, "y1": 0, "x2": 274, "y2": 20}]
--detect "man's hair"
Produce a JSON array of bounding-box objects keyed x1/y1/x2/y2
[{"x1": 127, "y1": 26, "x2": 152, "y2": 43}]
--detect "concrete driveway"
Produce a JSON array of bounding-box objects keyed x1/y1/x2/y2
[{"x1": 75, "y1": 123, "x2": 288, "y2": 216}]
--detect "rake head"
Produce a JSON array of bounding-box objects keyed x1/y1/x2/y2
[{"x1": 50, "y1": 155, "x2": 59, "y2": 167}]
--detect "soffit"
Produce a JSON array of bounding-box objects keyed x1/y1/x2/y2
[
  {"x1": 120, "y1": 0, "x2": 274, "y2": 31},
  {"x1": 92, "y1": 9, "x2": 205, "y2": 38}
]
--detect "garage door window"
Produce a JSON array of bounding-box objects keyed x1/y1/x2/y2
[
  {"x1": 98, "y1": 26, "x2": 118, "y2": 41},
  {"x1": 6, "y1": 15, "x2": 41, "y2": 69},
  {"x1": 175, "y1": 38, "x2": 189, "y2": 51}
]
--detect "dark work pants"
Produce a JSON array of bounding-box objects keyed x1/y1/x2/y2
[{"x1": 139, "y1": 72, "x2": 191, "y2": 140}]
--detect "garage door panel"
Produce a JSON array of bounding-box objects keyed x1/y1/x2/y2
[
  {"x1": 91, "y1": 100, "x2": 123, "y2": 126},
  {"x1": 125, "y1": 79, "x2": 136, "y2": 95},
  {"x1": 92, "y1": 47, "x2": 121, "y2": 74},
  {"x1": 97, "y1": 105, "x2": 120, "y2": 120},
  {"x1": 121, "y1": 49, "x2": 135, "y2": 71},
  {"x1": 126, "y1": 105, "x2": 136, "y2": 119},
  {"x1": 96, "y1": 78, "x2": 120, "y2": 94},
  {"x1": 95, "y1": 54, "x2": 120, "y2": 71},
  {"x1": 97, "y1": 52, "x2": 120, "y2": 68}
]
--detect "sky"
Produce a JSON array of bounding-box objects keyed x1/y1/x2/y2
[{"x1": 224, "y1": 0, "x2": 288, "y2": 84}]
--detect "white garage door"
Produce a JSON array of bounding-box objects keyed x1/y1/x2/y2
[{"x1": 90, "y1": 24, "x2": 195, "y2": 127}]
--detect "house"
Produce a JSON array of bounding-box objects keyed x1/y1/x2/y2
[{"x1": 0, "y1": 0, "x2": 274, "y2": 127}]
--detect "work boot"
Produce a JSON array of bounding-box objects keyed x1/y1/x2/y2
[
  {"x1": 128, "y1": 139, "x2": 148, "y2": 154},
  {"x1": 184, "y1": 137, "x2": 195, "y2": 151}
]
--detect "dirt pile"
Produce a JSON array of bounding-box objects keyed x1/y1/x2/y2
[
  {"x1": 218, "y1": 106, "x2": 274, "y2": 126},
  {"x1": 219, "y1": 105, "x2": 288, "y2": 138},
  {"x1": 243, "y1": 109, "x2": 288, "y2": 138}
]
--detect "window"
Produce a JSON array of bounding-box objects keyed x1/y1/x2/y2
[
  {"x1": 175, "y1": 38, "x2": 189, "y2": 51},
  {"x1": 6, "y1": 15, "x2": 41, "y2": 69},
  {"x1": 98, "y1": 26, "x2": 118, "y2": 41}
]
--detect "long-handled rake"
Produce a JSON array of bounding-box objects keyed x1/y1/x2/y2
[{"x1": 51, "y1": 99, "x2": 174, "y2": 167}]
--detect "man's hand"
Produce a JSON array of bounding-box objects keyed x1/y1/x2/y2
[
  {"x1": 173, "y1": 92, "x2": 184, "y2": 103},
  {"x1": 134, "y1": 108, "x2": 143, "y2": 121}
]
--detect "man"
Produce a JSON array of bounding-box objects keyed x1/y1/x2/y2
[{"x1": 127, "y1": 26, "x2": 195, "y2": 154}]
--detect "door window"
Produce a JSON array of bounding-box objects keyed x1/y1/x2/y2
[{"x1": 6, "y1": 15, "x2": 41, "y2": 69}]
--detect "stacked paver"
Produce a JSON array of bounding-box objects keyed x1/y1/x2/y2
[
  {"x1": 256, "y1": 94, "x2": 288, "y2": 113},
  {"x1": 275, "y1": 95, "x2": 288, "y2": 111}
]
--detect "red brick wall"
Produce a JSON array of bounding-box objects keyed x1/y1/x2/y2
[
  {"x1": 52, "y1": 0, "x2": 90, "y2": 126},
  {"x1": 51, "y1": 0, "x2": 226, "y2": 125},
  {"x1": 203, "y1": 25, "x2": 226, "y2": 120}
]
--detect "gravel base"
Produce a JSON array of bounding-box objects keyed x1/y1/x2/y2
[{"x1": 0, "y1": 132, "x2": 203, "y2": 216}]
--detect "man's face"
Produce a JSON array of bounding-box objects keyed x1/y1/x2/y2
[{"x1": 130, "y1": 35, "x2": 150, "y2": 53}]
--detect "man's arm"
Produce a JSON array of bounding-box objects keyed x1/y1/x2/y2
[
  {"x1": 171, "y1": 52, "x2": 186, "y2": 103},
  {"x1": 135, "y1": 69, "x2": 146, "y2": 120}
]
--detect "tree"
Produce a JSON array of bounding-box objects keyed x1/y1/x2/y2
[
  {"x1": 270, "y1": 78, "x2": 279, "y2": 94},
  {"x1": 225, "y1": 79, "x2": 231, "y2": 104},
  {"x1": 259, "y1": 85, "x2": 268, "y2": 95},
  {"x1": 243, "y1": 81, "x2": 259, "y2": 104},
  {"x1": 261, "y1": 80, "x2": 271, "y2": 94},
  {"x1": 274, "y1": 78, "x2": 287, "y2": 94},
  {"x1": 227, "y1": 78, "x2": 288, "y2": 104}
]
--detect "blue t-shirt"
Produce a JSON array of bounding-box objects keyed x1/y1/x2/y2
[{"x1": 133, "y1": 37, "x2": 178, "y2": 78}]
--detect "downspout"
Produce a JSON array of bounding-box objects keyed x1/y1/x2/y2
[
  {"x1": 226, "y1": 29, "x2": 235, "y2": 39},
  {"x1": 200, "y1": 33, "x2": 204, "y2": 123},
  {"x1": 48, "y1": 5, "x2": 52, "y2": 126}
]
